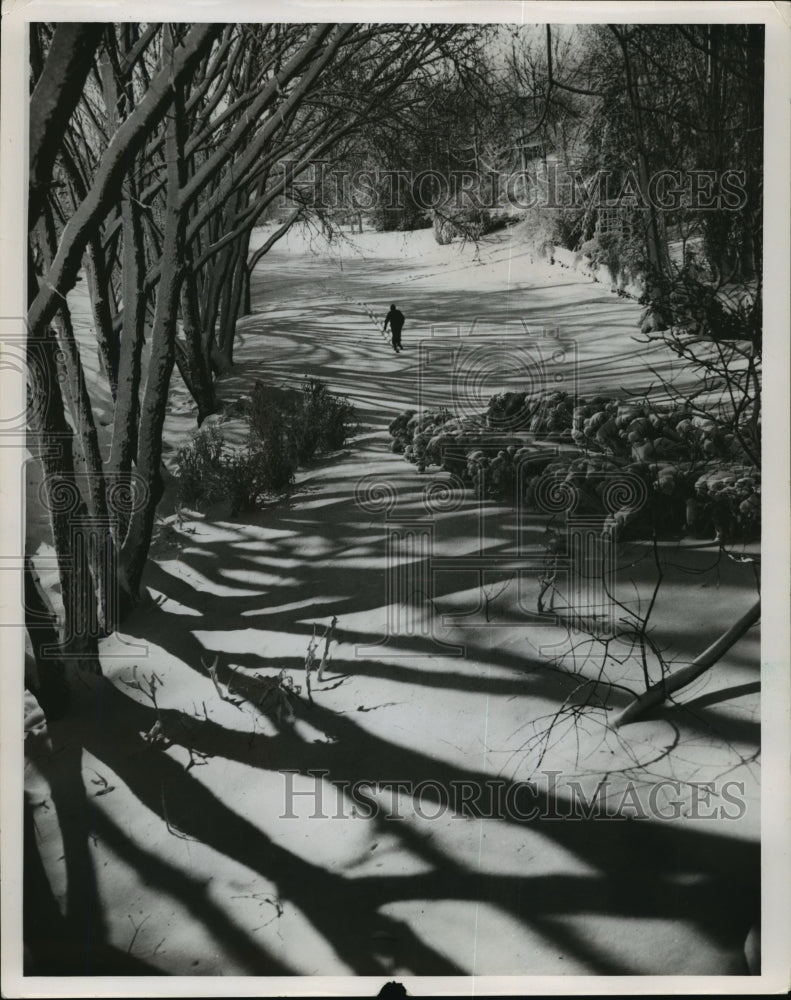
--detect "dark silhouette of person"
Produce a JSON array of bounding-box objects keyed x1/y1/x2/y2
[{"x1": 383, "y1": 304, "x2": 405, "y2": 353}]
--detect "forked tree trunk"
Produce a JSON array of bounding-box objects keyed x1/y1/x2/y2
[
  {"x1": 175, "y1": 258, "x2": 218, "y2": 424},
  {"x1": 205, "y1": 244, "x2": 235, "y2": 373},
  {"x1": 58, "y1": 143, "x2": 121, "y2": 396},
  {"x1": 108, "y1": 181, "x2": 147, "y2": 486},
  {"x1": 83, "y1": 234, "x2": 120, "y2": 397},
  {"x1": 50, "y1": 305, "x2": 130, "y2": 631},
  {"x1": 27, "y1": 313, "x2": 101, "y2": 673},
  {"x1": 28, "y1": 23, "x2": 104, "y2": 232},
  {"x1": 216, "y1": 238, "x2": 248, "y2": 370},
  {"x1": 121, "y1": 30, "x2": 188, "y2": 597},
  {"x1": 611, "y1": 27, "x2": 669, "y2": 281},
  {"x1": 39, "y1": 205, "x2": 128, "y2": 634},
  {"x1": 102, "y1": 39, "x2": 148, "y2": 502},
  {"x1": 215, "y1": 243, "x2": 238, "y2": 368}
]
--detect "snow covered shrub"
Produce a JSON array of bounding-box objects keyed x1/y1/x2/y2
[
  {"x1": 249, "y1": 382, "x2": 286, "y2": 445},
  {"x1": 247, "y1": 377, "x2": 356, "y2": 473},
  {"x1": 221, "y1": 443, "x2": 294, "y2": 516},
  {"x1": 582, "y1": 230, "x2": 645, "y2": 288},
  {"x1": 290, "y1": 377, "x2": 358, "y2": 461},
  {"x1": 456, "y1": 208, "x2": 495, "y2": 239},
  {"x1": 388, "y1": 409, "x2": 417, "y2": 453},
  {"x1": 486, "y1": 390, "x2": 574, "y2": 438},
  {"x1": 430, "y1": 207, "x2": 495, "y2": 245},
  {"x1": 643, "y1": 261, "x2": 762, "y2": 345},
  {"x1": 690, "y1": 465, "x2": 761, "y2": 542},
  {"x1": 370, "y1": 176, "x2": 430, "y2": 232},
  {"x1": 552, "y1": 205, "x2": 588, "y2": 251},
  {"x1": 432, "y1": 212, "x2": 456, "y2": 245},
  {"x1": 175, "y1": 417, "x2": 296, "y2": 515},
  {"x1": 175, "y1": 424, "x2": 226, "y2": 507},
  {"x1": 246, "y1": 387, "x2": 298, "y2": 490},
  {"x1": 387, "y1": 389, "x2": 760, "y2": 541}
]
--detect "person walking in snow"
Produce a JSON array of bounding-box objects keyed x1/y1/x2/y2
[{"x1": 383, "y1": 304, "x2": 405, "y2": 353}]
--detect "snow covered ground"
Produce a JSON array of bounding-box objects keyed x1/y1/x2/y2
[{"x1": 24, "y1": 224, "x2": 760, "y2": 981}]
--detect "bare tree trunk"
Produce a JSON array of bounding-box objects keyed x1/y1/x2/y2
[
  {"x1": 83, "y1": 234, "x2": 120, "y2": 396},
  {"x1": 102, "y1": 40, "x2": 148, "y2": 496},
  {"x1": 700, "y1": 25, "x2": 731, "y2": 279},
  {"x1": 240, "y1": 264, "x2": 252, "y2": 317},
  {"x1": 50, "y1": 304, "x2": 129, "y2": 630},
  {"x1": 611, "y1": 27, "x2": 669, "y2": 280},
  {"x1": 57, "y1": 143, "x2": 121, "y2": 397},
  {"x1": 210, "y1": 187, "x2": 249, "y2": 371},
  {"x1": 205, "y1": 245, "x2": 235, "y2": 373},
  {"x1": 39, "y1": 203, "x2": 126, "y2": 634},
  {"x1": 24, "y1": 557, "x2": 70, "y2": 720},
  {"x1": 246, "y1": 204, "x2": 303, "y2": 273},
  {"x1": 175, "y1": 257, "x2": 217, "y2": 424},
  {"x1": 27, "y1": 313, "x2": 101, "y2": 672},
  {"x1": 214, "y1": 242, "x2": 239, "y2": 370},
  {"x1": 121, "y1": 29, "x2": 187, "y2": 596},
  {"x1": 28, "y1": 23, "x2": 104, "y2": 232},
  {"x1": 216, "y1": 238, "x2": 248, "y2": 369},
  {"x1": 107, "y1": 183, "x2": 147, "y2": 484}
]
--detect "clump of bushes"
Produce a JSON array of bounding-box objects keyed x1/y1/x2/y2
[
  {"x1": 431, "y1": 207, "x2": 500, "y2": 246},
  {"x1": 223, "y1": 443, "x2": 294, "y2": 515},
  {"x1": 392, "y1": 392, "x2": 752, "y2": 469},
  {"x1": 174, "y1": 424, "x2": 226, "y2": 508},
  {"x1": 175, "y1": 377, "x2": 357, "y2": 516},
  {"x1": 248, "y1": 378, "x2": 357, "y2": 464},
  {"x1": 487, "y1": 390, "x2": 575, "y2": 438},
  {"x1": 580, "y1": 231, "x2": 645, "y2": 288},
  {"x1": 292, "y1": 377, "x2": 358, "y2": 461},
  {"x1": 688, "y1": 464, "x2": 761, "y2": 541},
  {"x1": 389, "y1": 407, "x2": 487, "y2": 474},
  {"x1": 387, "y1": 390, "x2": 760, "y2": 541},
  {"x1": 175, "y1": 423, "x2": 294, "y2": 516},
  {"x1": 246, "y1": 388, "x2": 300, "y2": 490},
  {"x1": 641, "y1": 263, "x2": 762, "y2": 344}
]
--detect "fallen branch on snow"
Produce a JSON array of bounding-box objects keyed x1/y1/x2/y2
[{"x1": 610, "y1": 598, "x2": 760, "y2": 729}]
